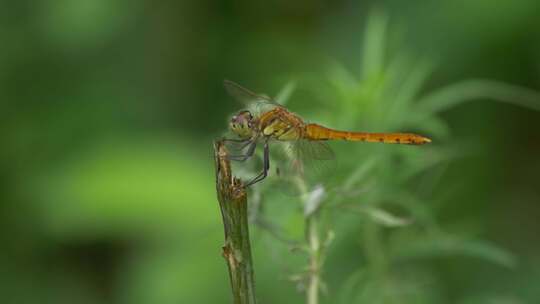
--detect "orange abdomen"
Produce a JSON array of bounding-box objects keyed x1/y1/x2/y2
[{"x1": 305, "y1": 124, "x2": 431, "y2": 145}]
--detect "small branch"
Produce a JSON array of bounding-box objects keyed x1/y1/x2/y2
[
  {"x1": 306, "y1": 213, "x2": 321, "y2": 304},
  {"x1": 301, "y1": 183, "x2": 326, "y2": 304},
  {"x1": 214, "y1": 140, "x2": 257, "y2": 304}
]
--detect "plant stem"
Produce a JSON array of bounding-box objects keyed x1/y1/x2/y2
[
  {"x1": 214, "y1": 140, "x2": 257, "y2": 304},
  {"x1": 294, "y1": 176, "x2": 325, "y2": 304},
  {"x1": 306, "y1": 212, "x2": 321, "y2": 304}
]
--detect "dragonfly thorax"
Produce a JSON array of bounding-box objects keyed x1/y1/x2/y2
[{"x1": 230, "y1": 110, "x2": 255, "y2": 139}]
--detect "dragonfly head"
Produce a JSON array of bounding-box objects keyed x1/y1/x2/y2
[{"x1": 230, "y1": 110, "x2": 254, "y2": 139}]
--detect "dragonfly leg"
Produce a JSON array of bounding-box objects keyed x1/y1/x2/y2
[{"x1": 245, "y1": 140, "x2": 269, "y2": 187}]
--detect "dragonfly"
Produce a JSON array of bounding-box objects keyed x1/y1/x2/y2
[{"x1": 223, "y1": 80, "x2": 431, "y2": 188}]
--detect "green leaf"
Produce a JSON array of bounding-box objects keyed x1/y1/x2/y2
[
  {"x1": 404, "y1": 113, "x2": 451, "y2": 139},
  {"x1": 274, "y1": 80, "x2": 297, "y2": 105},
  {"x1": 393, "y1": 234, "x2": 517, "y2": 268},
  {"x1": 417, "y1": 79, "x2": 540, "y2": 113},
  {"x1": 388, "y1": 60, "x2": 434, "y2": 121},
  {"x1": 327, "y1": 61, "x2": 360, "y2": 104},
  {"x1": 342, "y1": 157, "x2": 378, "y2": 192},
  {"x1": 364, "y1": 207, "x2": 412, "y2": 227},
  {"x1": 337, "y1": 270, "x2": 366, "y2": 304},
  {"x1": 361, "y1": 11, "x2": 388, "y2": 80}
]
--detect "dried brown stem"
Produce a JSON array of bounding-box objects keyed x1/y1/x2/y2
[{"x1": 214, "y1": 140, "x2": 257, "y2": 304}]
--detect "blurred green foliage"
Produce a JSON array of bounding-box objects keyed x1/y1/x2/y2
[{"x1": 1, "y1": 1, "x2": 540, "y2": 304}]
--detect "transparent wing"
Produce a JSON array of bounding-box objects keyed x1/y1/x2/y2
[
  {"x1": 224, "y1": 80, "x2": 281, "y2": 115},
  {"x1": 294, "y1": 139, "x2": 336, "y2": 183},
  {"x1": 299, "y1": 139, "x2": 335, "y2": 161},
  {"x1": 273, "y1": 139, "x2": 337, "y2": 194},
  {"x1": 222, "y1": 137, "x2": 251, "y2": 158},
  {"x1": 224, "y1": 79, "x2": 276, "y2": 104}
]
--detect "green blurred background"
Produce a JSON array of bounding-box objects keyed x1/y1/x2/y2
[{"x1": 2, "y1": 1, "x2": 540, "y2": 303}]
